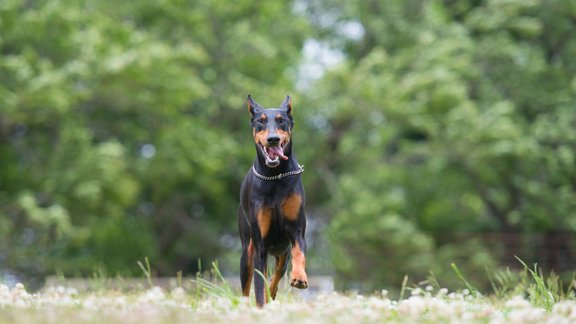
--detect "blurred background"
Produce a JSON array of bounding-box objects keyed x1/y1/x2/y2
[{"x1": 1, "y1": 0, "x2": 575, "y2": 292}]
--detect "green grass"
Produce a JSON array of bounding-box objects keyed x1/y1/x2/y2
[
  {"x1": 190, "y1": 260, "x2": 240, "y2": 307},
  {"x1": 137, "y1": 257, "x2": 154, "y2": 289},
  {"x1": 451, "y1": 257, "x2": 575, "y2": 311},
  {"x1": 1, "y1": 259, "x2": 575, "y2": 323}
]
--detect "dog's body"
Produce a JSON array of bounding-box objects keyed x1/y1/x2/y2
[{"x1": 238, "y1": 95, "x2": 308, "y2": 307}]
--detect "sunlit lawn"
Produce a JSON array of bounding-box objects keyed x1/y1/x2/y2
[{"x1": 1, "y1": 281, "x2": 576, "y2": 324}]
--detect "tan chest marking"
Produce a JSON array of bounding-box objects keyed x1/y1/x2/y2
[
  {"x1": 281, "y1": 193, "x2": 302, "y2": 221},
  {"x1": 257, "y1": 207, "x2": 272, "y2": 238}
]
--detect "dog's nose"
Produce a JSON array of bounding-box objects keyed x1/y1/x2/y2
[{"x1": 267, "y1": 135, "x2": 280, "y2": 146}]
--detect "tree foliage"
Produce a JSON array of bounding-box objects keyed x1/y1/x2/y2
[
  {"x1": 301, "y1": 0, "x2": 576, "y2": 290},
  {"x1": 0, "y1": 0, "x2": 310, "y2": 282}
]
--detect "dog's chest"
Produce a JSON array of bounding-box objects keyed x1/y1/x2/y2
[{"x1": 259, "y1": 191, "x2": 302, "y2": 220}]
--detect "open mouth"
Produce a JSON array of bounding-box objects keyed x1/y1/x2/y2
[{"x1": 260, "y1": 143, "x2": 288, "y2": 167}]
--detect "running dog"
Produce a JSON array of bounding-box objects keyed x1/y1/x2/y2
[{"x1": 238, "y1": 95, "x2": 308, "y2": 307}]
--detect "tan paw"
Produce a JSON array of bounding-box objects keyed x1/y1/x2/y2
[{"x1": 290, "y1": 277, "x2": 308, "y2": 289}]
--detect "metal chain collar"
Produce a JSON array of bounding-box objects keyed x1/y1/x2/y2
[{"x1": 251, "y1": 164, "x2": 304, "y2": 181}]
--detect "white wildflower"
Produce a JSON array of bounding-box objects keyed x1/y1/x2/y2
[
  {"x1": 411, "y1": 288, "x2": 422, "y2": 296},
  {"x1": 139, "y1": 286, "x2": 166, "y2": 303},
  {"x1": 170, "y1": 287, "x2": 187, "y2": 302},
  {"x1": 380, "y1": 289, "x2": 389, "y2": 299},
  {"x1": 552, "y1": 300, "x2": 576, "y2": 320},
  {"x1": 506, "y1": 307, "x2": 546, "y2": 323},
  {"x1": 437, "y1": 288, "x2": 448, "y2": 297},
  {"x1": 398, "y1": 296, "x2": 427, "y2": 317},
  {"x1": 505, "y1": 296, "x2": 532, "y2": 309}
]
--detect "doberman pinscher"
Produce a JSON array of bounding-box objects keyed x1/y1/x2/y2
[{"x1": 238, "y1": 95, "x2": 308, "y2": 307}]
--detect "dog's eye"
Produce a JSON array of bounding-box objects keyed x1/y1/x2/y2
[
  {"x1": 278, "y1": 119, "x2": 288, "y2": 128},
  {"x1": 254, "y1": 120, "x2": 265, "y2": 131}
]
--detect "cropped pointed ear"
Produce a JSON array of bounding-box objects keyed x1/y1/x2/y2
[
  {"x1": 247, "y1": 94, "x2": 263, "y2": 117},
  {"x1": 280, "y1": 95, "x2": 292, "y2": 116}
]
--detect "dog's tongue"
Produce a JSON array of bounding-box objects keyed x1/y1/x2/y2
[{"x1": 268, "y1": 146, "x2": 288, "y2": 160}]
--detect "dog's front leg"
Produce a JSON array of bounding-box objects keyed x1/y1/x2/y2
[
  {"x1": 253, "y1": 242, "x2": 268, "y2": 307},
  {"x1": 252, "y1": 206, "x2": 271, "y2": 307},
  {"x1": 239, "y1": 239, "x2": 254, "y2": 297},
  {"x1": 289, "y1": 229, "x2": 308, "y2": 289},
  {"x1": 285, "y1": 208, "x2": 308, "y2": 289}
]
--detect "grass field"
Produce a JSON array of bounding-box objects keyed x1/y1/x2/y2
[
  {"x1": 1, "y1": 273, "x2": 576, "y2": 323},
  {"x1": 1, "y1": 261, "x2": 575, "y2": 323}
]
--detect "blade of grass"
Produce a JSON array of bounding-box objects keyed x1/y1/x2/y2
[
  {"x1": 254, "y1": 269, "x2": 271, "y2": 303},
  {"x1": 189, "y1": 260, "x2": 240, "y2": 306},
  {"x1": 515, "y1": 256, "x2": 555, "y2": 311},
  {"x1": 485, "y1": 266, "x2": 505, "y2": 298},
  {"x1": 177, "y1": 270, "x2": 183, "y2": 288},
  {"x1": 451, "y1": 263, "x2": 481, "y2": 297},
  {"x1": 137, "y1": 257, "x2": 153, "y2": 288},
  {"x1": 399, "y1": 275, "x2": 408, "y2": 300}
]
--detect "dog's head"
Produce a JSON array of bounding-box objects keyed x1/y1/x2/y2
[{"x1": 247, "y1": 95, "x2": 294, "y2": 168}]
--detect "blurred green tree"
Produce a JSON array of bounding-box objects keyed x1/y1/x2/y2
[
  {"x1": 0, "y1": 0, "x2": 310, "y2": 281},
  {"x1": 300, "y1": 0, "x2": 576, "y2": 290}
]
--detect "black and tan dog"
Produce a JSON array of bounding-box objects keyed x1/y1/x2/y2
[{"x1": 238, "y1": 95, "x2": 308, "y2": 307}]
